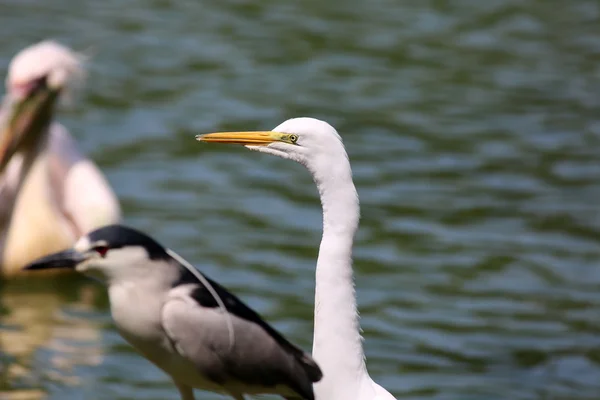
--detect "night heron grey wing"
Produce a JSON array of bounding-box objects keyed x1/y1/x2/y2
[{"x1": 161, "y1": 266, "x2": 322, "y2": 400}]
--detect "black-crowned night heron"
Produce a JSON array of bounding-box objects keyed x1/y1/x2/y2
[
  {"x1": 197, "y1": 118, "x2": 396, "y2": 400},
  {"x1": 0, "y1": 40, "x2": 121, "y2": 277},
  {"x1": 24, "y1": 224, "x2": 322, "y2": 400}
]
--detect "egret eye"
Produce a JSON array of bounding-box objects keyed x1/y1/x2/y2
[
  {"x1": 289, "y1": 134, "x2": 298, "y2": 143},
  {"x1": 94, "y1": 246, "x2": 109, "y2": 258}
]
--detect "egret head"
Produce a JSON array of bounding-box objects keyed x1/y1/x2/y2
[
  {"x1": 0, "y1": 41, "x2": 85, "y2": 172},
  {"x1": 196, "y1": 117, "x2": 347, "y2": 171},
  {"x1": 23, "y1": 225, "x2": 169, "y2": 284}
]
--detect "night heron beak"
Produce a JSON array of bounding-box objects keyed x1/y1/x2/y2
[{"x1": 23, "y1": 248, "x2": 88, "y2": 271}]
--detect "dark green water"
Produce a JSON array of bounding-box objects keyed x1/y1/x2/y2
[{"x1": 1, "y1": 1, "x2": 600, "y2": 399}]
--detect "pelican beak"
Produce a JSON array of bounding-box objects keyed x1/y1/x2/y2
[
  {"x1": 23, "y1": 248, "x2": 88, "y2": 271},
  {"x1": 0, "y1": 77, "x2": 60, "y2": 172},
  {"x1": 196, "y1": 131, "x2": 293, "y2": 146}
]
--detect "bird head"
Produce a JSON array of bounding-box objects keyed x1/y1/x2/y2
[
  {"x1": 23, "y1": 225, "x2": 170, "y2": 284},
  {"x1": 0, "y1": 40, "x2": 85, "y2": 172},
  {"x1": 196, "y1": 117, "x2": 348, "y2": 171}
]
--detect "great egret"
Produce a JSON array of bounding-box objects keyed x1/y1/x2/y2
[
  {"x1": 0, "y1": 40, "x2": 121, "y2": 277},
  {"x1": 197, "y1": 117, "x2": 396, "y2": 400}
]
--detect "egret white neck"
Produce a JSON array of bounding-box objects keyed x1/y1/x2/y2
[{"x1": 308, "y1": 153, "x2": 368, "y2": 399}]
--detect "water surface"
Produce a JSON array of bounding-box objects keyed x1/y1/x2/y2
[{"x1": 1, "y1": 1, "x2": 600, "y2": 399}]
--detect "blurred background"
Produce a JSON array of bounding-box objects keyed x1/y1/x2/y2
[{"x1": 1, "y1": 0, "x2": 600, "y2": 399}]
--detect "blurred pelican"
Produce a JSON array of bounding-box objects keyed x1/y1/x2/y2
[{"x1": 0, "y1": 41, "x2": 121, "y2": 277}]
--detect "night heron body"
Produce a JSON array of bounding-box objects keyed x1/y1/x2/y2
[
  {"x1": 198, "y1": 118, "x2": 396, "y2": 400},
  {"x1": 24, "y1": 224, "x2": 322, "y2": 400},
  {"x1": 0, "y1": 41, "x2": 121, "y2": 277}
]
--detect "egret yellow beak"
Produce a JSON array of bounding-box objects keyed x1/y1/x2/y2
[
  {"x1": 196, "y1": 131, "x2": 280, "y2": 145},
  {"x1": 196, "y1": 131, "x2": 297, "y2": 146},
  {"x1": 0, "y1": 84, "x2": 59, "y2": 172}
]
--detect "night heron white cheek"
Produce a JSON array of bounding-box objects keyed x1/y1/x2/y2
[
  {"x1": 0, "y1": 40, "x2": 121, "y2": 278},
  {"x1": 23, "y1": 224, "x2": 322, "y2": 400},
  {"x1": 197, "y1": 117, "x2": 397, "y2": 400}
]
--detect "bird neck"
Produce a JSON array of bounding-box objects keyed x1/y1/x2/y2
[{"x1": 310, "y1": 154, "x2": 368, "y2": 395}]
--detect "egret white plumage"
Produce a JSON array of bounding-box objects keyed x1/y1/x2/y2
[
  {"x1": 197, "y1": 118, "x2": 396, "y2": 400},
  {"x1": 0, "y1": 40, "x2": 121, "y2": 277},
  {"x1": 23, "y1": 224, "x2": 322, "y2": 400}
]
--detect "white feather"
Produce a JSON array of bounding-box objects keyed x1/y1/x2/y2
[{"x1": 243, "y1": 117, "x2": 396, "y2": 400}]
